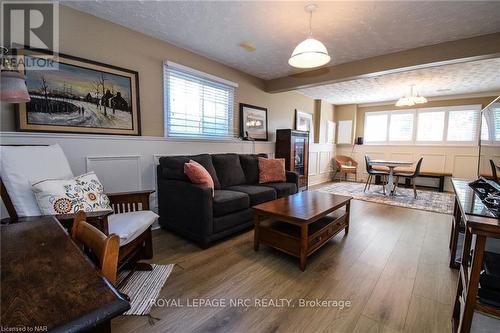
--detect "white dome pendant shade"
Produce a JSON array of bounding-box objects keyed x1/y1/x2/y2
[
  {"x1": 288, "y1": 38, "x2": 331, "y2": 68},
  {"x1": 289, "y1": 4, "x2": 331, "y2": 69}
]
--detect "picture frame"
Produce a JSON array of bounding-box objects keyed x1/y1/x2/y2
[
  {"x1": 295, "y1": 109, "x2": 314, "y2": 141},
  {"x1": 16, "y1": 49, "x2": 141, "y2": 136},
  {"x1": 239, "y1": 103, "x2": 268, "y2": 141}
]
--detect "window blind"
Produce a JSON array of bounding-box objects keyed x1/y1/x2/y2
[
  {"x1": 164, "y1": 62, "x2": 237, "y2": 139},
  {"x1": 389, "y1": 112, "x2": 414, "y2": 142},
  {"x1": 364, "y1": 113, "x2": 388, "y2": 142}
]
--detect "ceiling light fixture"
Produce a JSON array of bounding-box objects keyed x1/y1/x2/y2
[
  {"x1": 288, "y1": 4, "x2": 331, "y2": 69},
  {"x1": 396, "y1": 84, "x2": 427, "y2": 107},
  {"x1": 0, "y1": 48, "x2": 30, "y2": 104}
]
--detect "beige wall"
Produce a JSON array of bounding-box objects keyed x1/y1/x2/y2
[
  {"x1": 0, "y1": 5, "x2": 332, "y2": 142},
  {"x1": 334, "y1": 104, "x2": 357, "y2": 144}
]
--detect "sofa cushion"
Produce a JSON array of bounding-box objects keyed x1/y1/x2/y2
[
  {"x1": 213, "y1": 209, "x2": 253, "y2": 233},
  {"x1": 239, "y1": 154, "x2": 267, "y2": 184},
  {"x1": 258, "y1": 157, "x2": 286, "y2": 184},
  {"x1": 262, "y1": 182, "x2": 297, "y2": 198},
  {"x1": 225, "y1": 185, "x2": 276, "y2": 206},
  {"x1": 213, "y1": 190, "x2": 250, "y2": 217},
  {"x1": 159, "y1": 154, "x2": 221, "y2": 189},
  {"x1": 32, "y1": 171, "x2": 111, "y2": 215},
  {"x1": 184, "y1": 160, "x2": 214, "y2": 196},
  {"x1": 212, "y1": 154, "x2": 247, "y2": 188}
]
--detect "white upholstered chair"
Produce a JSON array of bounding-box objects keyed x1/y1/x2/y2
[{"x1": 0, "y1": 144, "x2": 156, "y2": 270}]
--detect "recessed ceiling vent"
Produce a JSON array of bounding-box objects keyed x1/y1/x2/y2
[{"x1": 239, "y1": 42, "x2": 256, "y2": 52}]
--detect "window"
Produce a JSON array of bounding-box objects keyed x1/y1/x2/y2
[
  {"x1": 164, "y1": 61, "x2": 237, "y2": 139},
  {"x1": 481, "y1": 114, "x2": 489, "y2": 141},
  {"x1": 416, "y1": 111, "x2": 445, "y2": 142},
  {"x1": 389, "y1": 112, "x2": 414, "y2": 142},
  {"x1": 481, "y1": 103, "x2": 500, "y2": 144},
  {"x1": 364, "y1": 113, "x2": 388, "y2": 142},
  {"x1": 363, "y1": 105, "x2": 481, "y2": 145},
  {"x1": 364, "y1": 110, "x2": 414, "y2": 143},
  {"x1": 447, "y1": 109, "x2": 479, "y2": 142}
]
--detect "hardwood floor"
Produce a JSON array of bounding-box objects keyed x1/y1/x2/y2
[{"x1": 112, "y1": 199, "x2": 457, "y2": 333}]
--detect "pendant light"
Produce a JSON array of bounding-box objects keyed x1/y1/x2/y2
[
  {"x1": 288, "y1": 4, "x2": 331, "y2": 69},
  {"x1": 1, "y1": 71, "x2": 30, "y2": 103},
  {"x1": 395, "y1": 85, "x2": 427, "y2": 107},
  {"x1": 0, "y1": 49, "x2": 30, "y2": 103}
]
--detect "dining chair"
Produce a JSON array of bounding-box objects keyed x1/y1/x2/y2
[
  {"x1": 334, "y1": 155, "x2": 358, "y2": 181},
  {"x1": 393, "y1": 157, "x2": 424, "y2": 198},
  {"x1": 72, "y1": 211, "x2": 120, "y2": 285},
  {"x1": 364, "y1": 155, "x2": 389, "y2": 194},
  {"x1": 490, "y1": 159, "x2": 499, "y2": 182}
]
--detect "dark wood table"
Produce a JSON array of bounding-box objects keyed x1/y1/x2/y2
[
  {"x1": 253, "y1": 191, "x2": 352, "y2": 271},
  {"x1": 1, "y1": 216, "x2": 130, "y2": 332},
  {"x1": 449, "y1": 178, "x2": 500, "y2": 333}
]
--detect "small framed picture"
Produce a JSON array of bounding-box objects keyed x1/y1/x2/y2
[
  {"x1": 240, "y1": 103, "x2": 268, "y2": 141},
  {"x1": 295, "y1": 109, "x2": 314, "y2": 141}
]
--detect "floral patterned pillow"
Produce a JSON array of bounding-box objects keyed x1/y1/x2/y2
[{"x1": 32, "y1": 172, "x2": 111, "y2": 215}]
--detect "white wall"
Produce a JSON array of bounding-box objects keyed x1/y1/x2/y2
[{"x1": 0, "y1": 132, "x2": 334, "y2": 217}]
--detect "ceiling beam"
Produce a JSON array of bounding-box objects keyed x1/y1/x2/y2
[{"x1": 265, "y1": 32, "x2": 500, "y2": 93}]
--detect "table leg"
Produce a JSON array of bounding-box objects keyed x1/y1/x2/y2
[
  {"x1": 254, "y1": 214, "x2": 260, "y2": 252},
  {"x1": 345, "y1": 201, "x2": 350, "y2": 235},
  {"x1": 299, "y1": 224, "x2": 308, "y2": 271}
]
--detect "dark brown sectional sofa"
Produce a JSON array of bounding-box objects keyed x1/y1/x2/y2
[{"x1": 157, "y1": 153, "x2": 299, "y2": 247}]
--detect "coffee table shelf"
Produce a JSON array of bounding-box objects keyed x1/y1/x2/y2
[{"x1": 253, "y1": 191, "x2": 352, "y2": 271}]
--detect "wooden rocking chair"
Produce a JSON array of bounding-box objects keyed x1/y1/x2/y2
[{"x1": 0, "y1": 144, "x2": 156, "y2": 271}]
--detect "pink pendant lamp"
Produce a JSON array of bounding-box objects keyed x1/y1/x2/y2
[{"x1": 1, "y1": 71, "x2": 30, "y2": 103}]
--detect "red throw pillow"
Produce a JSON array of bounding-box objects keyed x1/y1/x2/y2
[
  {"x1": 184, "y1": 160, "x2": 214, "y2": 196},
  {"x1": 258, "y1": 157, "x2": 286, "y2": 184}
]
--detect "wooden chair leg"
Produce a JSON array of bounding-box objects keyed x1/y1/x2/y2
[
  {"x1": 393, "y1": 176, "x2": 399, "y2": 193},
  {"x1": 364, "y1": 174, "x2": 371, "y2": 192},
  {"x1": 413, "y1": 178, "x2": 417, "y2": 198},
  {"x1": 367, "y1": 174, "x2": 372, "y2": 190}
]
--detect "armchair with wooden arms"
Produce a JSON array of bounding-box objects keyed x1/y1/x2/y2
[
  {"x1": 0, "y1": 144, "x2": 156, "y2": 271},
  {"x1": 334, "y1": 155, "x2": 358, "y2": 181}
]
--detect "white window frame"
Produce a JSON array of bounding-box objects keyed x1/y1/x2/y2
[
  {"x1": 363, "y1": 111, "x2": 389, "y2": 144},
  {"x1": 163, "y1": 61, "x2": 238, "y2": 140},
  {"x1": 388, "y1": 109, "x2": 416, "y2": 144},
  {"x1": 363, "y1": 104, "x2": 481, "y2": 146},
  {"x1": 481, "y1": 102, "x2": 500, "y2": 146}
]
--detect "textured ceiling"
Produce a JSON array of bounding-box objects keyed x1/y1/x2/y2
[
  {"x1": 298, "y1": 57, "x2": 500, "y2": 105},
  {"x1": 62, "y1": 1, "x2": 500, "y2": 80}
]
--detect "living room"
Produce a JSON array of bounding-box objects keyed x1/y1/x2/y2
[{"x1": 1, "y1": 1, "x2": 499, "y2": 333}]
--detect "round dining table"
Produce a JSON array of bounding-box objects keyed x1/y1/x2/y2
[{"x1": 370, "y1": 159, "x2": 414, "y2": 195}]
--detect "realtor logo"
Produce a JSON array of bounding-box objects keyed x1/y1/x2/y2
[{"x1": 1, "y1": 1, "x2": 59, "y2": 54}]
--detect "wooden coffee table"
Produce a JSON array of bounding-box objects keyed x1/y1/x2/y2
[{"x1": 253, "y1": 191, "x2": 352, "y2": 271}]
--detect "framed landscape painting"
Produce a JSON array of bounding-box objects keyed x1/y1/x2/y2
[
  {"x1": 239, "y1": 103, "x2": 268, "y2": 141},
  {"x1": 16, "y1": 50, "x2": 141, "y2": 135}
]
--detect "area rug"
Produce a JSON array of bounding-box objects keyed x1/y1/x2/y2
[
  {"x1": 316, "y1": 182, "x2": 454, "y2": 215},
  {"x1": 117, "y1": 264, "x2": 174, "y2": 316}
]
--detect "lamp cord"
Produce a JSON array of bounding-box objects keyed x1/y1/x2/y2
[{"x1": 309, "y1": 10, "x2": 313, "y2": 37}]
